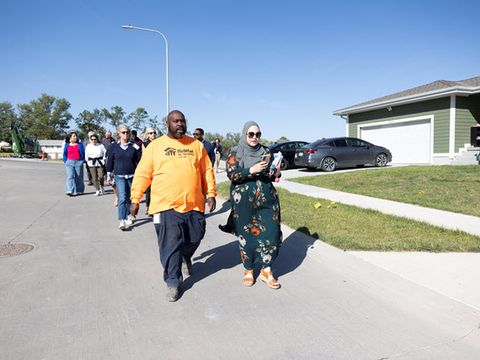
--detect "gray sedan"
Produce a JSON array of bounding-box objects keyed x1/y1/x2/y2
[{"x1": 294, "y1": 137, "x2": 392, "y2": 171}]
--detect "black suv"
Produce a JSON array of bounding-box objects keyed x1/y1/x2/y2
[{"x1": 268, "y1": 141, "x2": 309, "y2": 169}]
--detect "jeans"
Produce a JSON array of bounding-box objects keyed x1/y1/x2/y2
[
  {"x1": 114, "y1": 175, "x2": 132, "y2": 221},
  {"x1": 154, "y1": 210, "x2": 206, "y2": 287},
  {"x1": 65, "y1": 160, "x2": 85, "y2": 194}
]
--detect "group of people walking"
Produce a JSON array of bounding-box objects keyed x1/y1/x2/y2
[{"x1": 62, "y1": 111, "x2": 283, "y2": 302}]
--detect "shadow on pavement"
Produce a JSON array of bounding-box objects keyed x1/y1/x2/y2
[
  {"x1": 183, "y1": 240, "x2": 240, "y2": 291},
  {"x1": 183, "y1": 225, "x2": 318, "y2": 292},
  {"x1": 130, "y1": 217, "x2": 153, "y2": 229},
  {"x1": 274, "y1": 227, "x2": 318, "y2": 278},
  {"x1": 206, "y1": 199, "x2": 231, "y2": 218}
]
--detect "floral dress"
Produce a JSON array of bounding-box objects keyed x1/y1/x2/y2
[{"x1": 226, "y1": 148, "x2": 282, "y2": 270}]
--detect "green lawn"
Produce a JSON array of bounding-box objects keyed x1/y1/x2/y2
[
  {"x1": 291, "y1": 165, "x2": 480, "y2": 217},
  {"x1": 217, "y1": 182, "x2": 480, "y2": 252}
]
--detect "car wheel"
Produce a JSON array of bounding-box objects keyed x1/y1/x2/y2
[
  {"x1": 280, "y1": 158, "x2": 288, "y2": 170},
  {"x1": 375, "y1": 153, "x2": 388, "y2": 167},
  {"x1": 321, "y1": 157, "x2": 336, "y2": 172}
]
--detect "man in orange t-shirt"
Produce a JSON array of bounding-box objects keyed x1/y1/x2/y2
[{"x1": 130, "y1": 110, "x2": 216, "y2": 302}]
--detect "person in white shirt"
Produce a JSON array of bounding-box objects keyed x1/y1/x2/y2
[{"x1": 85, "y1": 132, "x2": 107, "y2": 196}]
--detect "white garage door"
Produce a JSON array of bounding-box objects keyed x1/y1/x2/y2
[{"x1": 360, "y1": 119, "x2": 431, "y2": 164}]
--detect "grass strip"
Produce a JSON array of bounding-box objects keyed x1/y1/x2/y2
[
  {"x1": 217, "y1": 182, "x2": 480, "y2": 252},
  {"x1": 291, "y1": 165, "x2": 480, "y2": 217}
]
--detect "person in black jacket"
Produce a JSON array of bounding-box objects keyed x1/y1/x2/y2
[
  {"x1": 106, "y1": 124, "x2": 142, "y2": 230},
  {"x1": 142, "y1": 127, "x2": 157, "y2": 215}
]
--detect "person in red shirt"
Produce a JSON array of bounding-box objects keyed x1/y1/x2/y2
[{"x1": 62, "y1": 130, "x2": 85, "y2": 196}]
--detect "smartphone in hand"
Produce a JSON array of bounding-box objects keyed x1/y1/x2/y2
[{"x1": 261, "y1": 154, "x2": 271, "y2": 163}]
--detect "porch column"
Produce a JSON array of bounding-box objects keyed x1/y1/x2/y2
[{"x1": 449, "y1": 95, "x2": 456, "y2": 159}]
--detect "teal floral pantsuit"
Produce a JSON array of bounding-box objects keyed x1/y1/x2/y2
[{"x1": 226, "y1": 149, "x2": 282, "y2": 270}]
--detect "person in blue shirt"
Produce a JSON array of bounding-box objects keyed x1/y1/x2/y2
[
  {"x1": 193, "y1": 128, "x2": 215, "y2": 165},
  {"x1": 106, "y1": 124, "x2": 142, "y2": 230}
]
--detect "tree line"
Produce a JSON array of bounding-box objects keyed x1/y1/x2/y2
[
  {"x1": 0, "y1": 93, "x2": 165, "y2": 143},
  {"x1": 0, "y1": 93, "x2": 289, "y2": 157}
]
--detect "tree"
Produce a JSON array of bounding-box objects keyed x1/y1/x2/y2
[
  {"x1": 75, "y1": 109, "x2": 107, "y2": 140},
  {"x1": 146, "y1": 115, "x2": 166, "y2": 136},
  {"x1": 222, "y1": 132, "x2": 241, "y2": 157},
  {"x1": 0, "y1": 102, "x2": 17, "y2": 143},
  {"x1": 127, "y1": 107, "x2": 149, "y2": 132},
  {"x1": 102, "y1": 106, "x2": 126, "y2": 130},
  {"x1": 274, "y1": 136, "x2": 289, "y2": 143},
  {"x1": 17, "y1": 93, "x2": 72, "y2": 139}
]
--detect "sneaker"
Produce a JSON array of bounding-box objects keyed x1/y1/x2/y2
[
  {"x1": 165, "y1": 287, "x2": 180, "y2": 302},
  {"x1": 145, "y1": 207, "x2": 149, "y2": 215},
  {"x1": 66, "y1": 192, "x2": 73, "y2": 196},
  {"x1": 88, "y1": 181, "x2": 93, "y2": 186},
  {"x1": 95, "y1": 190, "x2": 100, "y2": 196},
  {"x1": 182, "y1": 257, "x2": 193, "y2": 276},
  {"x1": 99, "y1": 186, "x2": 104, "y2": 195},
  {"x1": 125, "y1": 215, "x2": 135, "y2": 226},
  {"x1": 118, "y1": 220, "x2": 126, "y2": 230}
]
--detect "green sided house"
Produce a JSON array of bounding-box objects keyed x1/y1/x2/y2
[{"x1": 333, "y1": 76, "x2": 480, "y2": 164}]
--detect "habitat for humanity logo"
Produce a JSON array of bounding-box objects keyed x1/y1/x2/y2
[
  {"x1": 163, "y1": 147, "x2": 194, "y2": 157},
  {"x1": 164, "y1": 147, "x2": 176, "y2": 156}
]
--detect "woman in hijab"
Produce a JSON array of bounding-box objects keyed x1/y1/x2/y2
[{"x1": 226, "y1": 121, "x2": 282, "y2": 289}]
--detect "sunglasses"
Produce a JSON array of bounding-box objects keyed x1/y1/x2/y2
[
  {"x1": 120, "y1": 131, "x2": 130, "y2": 134},
  {"x1": 247, "y1": 131, "x2": 262, "y2": 138},
  {"x1": 193, "y1": 133, "x2": 202, "y2": 136},
  {"x1": 90, "y1": 137, "x2": 97, "y2": 140},
  {"x1": 147, "y1": 131, "x2": 156, "y2": 135}
]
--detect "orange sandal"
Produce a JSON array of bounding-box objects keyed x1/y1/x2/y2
[
  {"x1": 243, "y1": 270, "x2": 254, "y2": 287},
  {"x1": 259, "y1": 267, "x2": 281, "y2": 289}
]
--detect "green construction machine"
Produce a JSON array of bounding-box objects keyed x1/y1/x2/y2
[{"x1": 10, "y1": 125, "x2": 41, "y2": 158}]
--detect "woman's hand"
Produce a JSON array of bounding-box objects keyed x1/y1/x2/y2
[{"x1": 249, "y1": 161, "x2": 268, "y2": 174}]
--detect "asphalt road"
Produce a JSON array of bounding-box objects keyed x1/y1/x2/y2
[{"x1": 1, "y1": 159, "x2": 479, "y2": 360}]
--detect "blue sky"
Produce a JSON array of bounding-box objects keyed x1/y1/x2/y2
[{"x1": 1, "y1": 0, "x2": 479, "y2": 142}]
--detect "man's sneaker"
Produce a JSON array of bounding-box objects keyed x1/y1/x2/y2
[
  {"x1": 118, "y1": 220, "x2": 126, "y2": 230},
  {"x1": 125, "y1": 215, "x2": 135, "y2": 226},
  {"x1": 182, "y1": 258, "x2": 193, "y2": 276},
  {"x1": 95, "y1": 190, "x2": 100, "y2": 196},
  {"x1": 99, "y1": 186, "x2": 104, "y2": 195},
  {"x1": 166, "y1": 287, "x2": 180, "y2": 302}
]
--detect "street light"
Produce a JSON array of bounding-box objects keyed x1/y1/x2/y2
[{"x1": 121, "y1": 24, "x2": 170, "y2": 118}]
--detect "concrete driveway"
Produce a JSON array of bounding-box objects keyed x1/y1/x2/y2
[{"x1": 1, "y1": 159, "x2": 480, "y2": 359}]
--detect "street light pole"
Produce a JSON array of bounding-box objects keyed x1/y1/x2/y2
[{"x1": 121, "y1": 24, "x2": 170, "y2": 119}]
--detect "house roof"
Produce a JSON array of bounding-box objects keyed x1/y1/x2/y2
[{"x1": 333, "y1": 76, "x2": 480, "y2": 116}]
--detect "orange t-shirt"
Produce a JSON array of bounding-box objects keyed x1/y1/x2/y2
[{"x1": 130, "y1": 135, "x2": 216, "y2": 214}]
